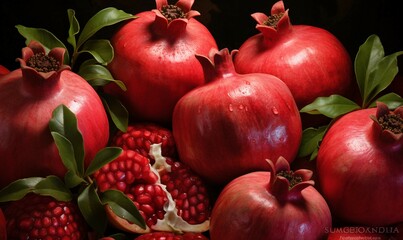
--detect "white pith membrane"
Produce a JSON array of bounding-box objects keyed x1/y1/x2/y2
[{"x1": 148, "y1": 143, "x2": 210, "y2": 233}]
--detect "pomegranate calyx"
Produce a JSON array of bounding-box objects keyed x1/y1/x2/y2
[
  {"x1": 153, "y1": 0, "x2": 200, "y2": 36},
  {"x1": 370, "y1": 102, "x2": 403, "y2": 141},
  {"x1": 267, "y1": 157, "x2": 314, "y2": 201},
  {"x1": 253, "y1": 1, "x2": 292, "y2": 42},
  {"x1": 195, "y1": 48, "x2": 237, "y2": 83}
]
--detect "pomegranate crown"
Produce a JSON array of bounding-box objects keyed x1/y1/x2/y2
[
  {"x1": 266, "y1": 157, "x2": 314, "y2": 201},
  {"x1": 251, "y1": 1, "x2": 292, "y2": 41},
  {"x1": 370, "y1": 102, "x2": 403, "y2": 141},
  {"x1": 18, "y1": 40, "x2": 70, "y2": 80},
  {"x1": 152, "y1": 0, "x2": 200, "y2": 32}
]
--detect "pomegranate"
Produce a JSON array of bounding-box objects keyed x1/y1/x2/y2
[
  {"x1": 233, "y1": 0, "x2": 354, "y2": 127},
  {"x1": 106, "y1": 0, "x2": 218, "y2": 125},
  {"x1": 3, "y1": 193, "x2": 88, "y2": 240},
  {"x1": 0, "y1": 41, "x2": 109, "y2": 188},
  {"x1": 209, "y1": 157, "x2": 332, "y2": 240},
  {"x1": 172, "y1": 48, "x2": 302, "y2": 185},
  {"x1": 93, "y1": 126, "x2": 211, "y2": 234},
  {"x1": 317, "y1": 102, "x2": 403, "y2": 226}
]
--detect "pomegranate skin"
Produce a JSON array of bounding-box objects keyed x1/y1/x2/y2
[
  {"x1": 107, "y1": 1, "x2": 218, "y2": 125},
  {"x1": 317, "y1": 106, "x2": 403, "y2": 226},
  {"x1": 234, "y1": 1, "x2": 354, "y2": 127},
  {"x1": 172, "y1": 49, "x2": 302, "y2": 185},
  {"x1": 0, "y1": 68, "x2": 109, "y2": 188},
  {"x1": 210, "y1": 170, "x2": 332, "y2": 240}
]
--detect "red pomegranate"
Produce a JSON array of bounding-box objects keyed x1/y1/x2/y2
[
  {"x1": 0, "y1": 41, "x2": 109, "y2": 188},
  {"x1": 317, "y1": 102, "x2": 403, "y2": 226},
  {"x1": 94, "y1": 124, "x2": 211, "y2": 234},
  {"x1": 106, "y1": 0, "x2": 218, "y2": 125},
  {"x1": 234, "y1": 0, "x2": 354, "y2": 127},
  {"x1": 209, "y1": 157, "x2": 332, "y2": 240},
  {"x1": 172, "y1": 48, "x2": 302, "y2": 185}
]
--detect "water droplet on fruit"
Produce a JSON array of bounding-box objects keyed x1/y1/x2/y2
[
  {"x1": 228, "y1": 104, "x2": 233, "y2": 112},
  {"x1": 238, "y1": 104, "x2": 244, "y2": 110},
  {"x1": 271, "y1": 106, "x2": 279, "y2": 115}
]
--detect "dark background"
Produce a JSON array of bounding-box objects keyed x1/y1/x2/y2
[{"x1": 0, "y1": 0, "x2": 402, "y2": 71}]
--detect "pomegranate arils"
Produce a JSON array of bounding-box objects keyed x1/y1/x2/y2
[
  {"x1": 113, "y1": 124, "x2": 177, "y2": 160},
  {"x1": 4, "y1": 194, "x2": 86, "y2": 240}
]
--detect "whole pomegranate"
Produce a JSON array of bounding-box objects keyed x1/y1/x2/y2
[
  {"x1": 234, "y1": 1, "x2": 354, "y2": 127},
  {"x1": 209, "y1": 157, "x2": 332, "y2": 240},
  {"x1": 172, "y1": 48, "x2": 302, "y2": 185},
  {"x1": 317, "y1": 102, "x2": 403, "y2": 226},
  {"x1": 106, "y1": 0, "x2": 218, "y2": 125},
  {"x1": 3, "y1": 193, "x2": 88, "y2": 240},
  {"x1": 93, "y1": 124, "x2": 211, "y2": 234},
  {"x1": 0, "y1": 41, "x2": 109, "y2": 188}
]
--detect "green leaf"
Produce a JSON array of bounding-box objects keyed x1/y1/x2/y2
[
  {"x1": 77, "y1": 7, "x2": 135, "y2": 49},
  {"x1": 78, "y1": 184, "x2": 108, "y2": 234},
  {"x1": 77, "y1": 39, "x2": 114, "y2": 65},
  {"x1": 64, "y1": 170, "x2": 86, "y2": 189},
  {"x1": 49, "y1": 105, "x2": 85, "y2": 175},
  {"x1": 297, "y1": 126, "x2": 328, "y2": 159},
  {"x1": 300, "y1": 95, "x2": 361, "y2": 119},
  {"x1": 33, "y1": 176, "x2": 72, "y2": 201},
  {"x1": 100, "y1": 189, "x2": 146, "y2": 229},
  {"x1": 15, "y1": 25, "x2": 70, "y2": 64},
  {"x1": 102, "y1": 95, "x2": 129, "y2": 132},
  {"x1": 365, "y1": 51, "x2": 403, "y2": 106},
  {"x1": 85, "y1": 147, "x2": 123, "y2": 177},
  {"x1": 0, "y1": 177, "x2": 43, "y2": 202},
  {"x1": 67, "y1": 9, "x2": 80, "y2": 50},
  {"x1": 78, "y1": 61, "x2": 126, "y2": 90},
  {"x1": 51, "y1": 132, "x2": 79, "y2": 174},
  {"x1": 369, "y1": 93, "x2": 403, "y2": 109},
  {"x1": 355, "y1": 34, "x2": 384, "y2": 101}
]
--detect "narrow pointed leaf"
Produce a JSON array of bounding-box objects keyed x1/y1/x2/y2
[
  {"x1": 354, "y1": 34, "x2": 384, "y2": 99},
  {"x1": 49, "y1": 105, "x2": 85, "y2": 175},
  {"x1": 15, "y1": 25, "x2": 70, "y2": 64},
  {"x1": 67, "y1": 9, "x2": 80, "y2": 50},
  {"x1": 300, "y1": 95, "x2": 361, "y2": 119},
  {"x1": 33, "y1": 175, "x2": 72, "y2": 201},
  {"x1": 297, "y1": 125, "x2": 328, "y2": 158},
  {"x1": 77, "y1": 7, "x2": 135, "y2": 49},
  {"x1": 77, "y1": 39, "x2": 114, "y2": 65},
  {"x1": 78, "y1": 184, "x2": 108, "y2": 234},
  {"x1": 365, "y1": 51, "x2": 403, "y2": 106},
  {"x1": 0, "y1": 177, "x2": 43, "y2": 202},
  {"x1": 369, "y1": 93, "x2": 403, "y2": 109},
  {"x1": 102, "y1": 95, "x2": 129, "y2": 132},
  {"x1": 51, "y1": 132, "x2": 78, "y2": 174},
  {"x1": 100, "y1": 189, "x2": 146, "y2": 229},
  {"x1": 78, "y1": 62, "x2": 126, "y2": 90},
  {"x1": 85, "y1": 147, "x2": 123, "y2": 177}
]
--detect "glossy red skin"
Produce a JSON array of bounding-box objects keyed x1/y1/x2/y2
[
  {"x1": 317, "y1": 108, "x2": 403, "y2": 226},
  {"x1": 210, "y1": 171, "x2": 332, "y2": 240},
  {"x1": 0, "y1": 65, "x2": 9, "y2": 75},
  {"x1": 234, "y1": 25, "x2": 354, "y2": 110},
  {"x1": 107, "y1": 11, "x2": 218, "y2": 125},
  {"x1": 0, "y1": 208, "x2": 6, "y2": 240},
  {"x1": 173, "y1": 71, "x2": 302, "y2": 185},
  {"x1": 0, "y1": 69, "x2": 109, "y2": 188}
]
